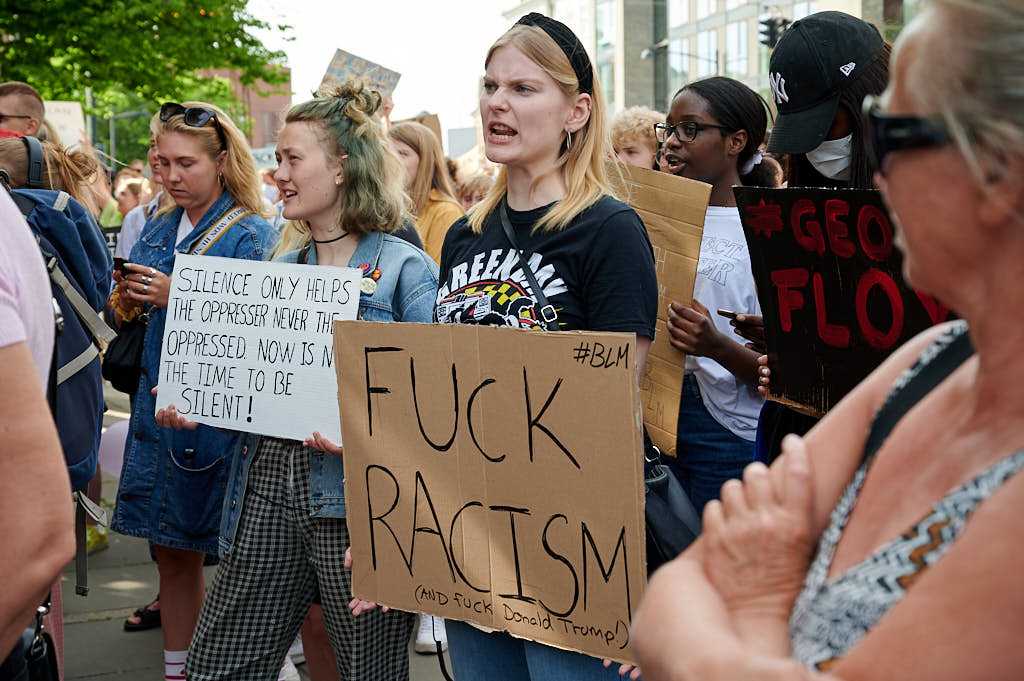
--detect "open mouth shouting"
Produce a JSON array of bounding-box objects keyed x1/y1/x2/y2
[{"x1": 487, "y1": 122, "x2": 518, "y2": 145}]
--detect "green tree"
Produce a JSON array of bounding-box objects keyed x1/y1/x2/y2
[
  {"x1": 0, "y1": 0, "x2": 289, "y2": 100},
  {"x1": 0, "y1": 1, "x2": 291, "y2": 165}
]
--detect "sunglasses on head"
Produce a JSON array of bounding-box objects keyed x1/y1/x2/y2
[
  {"x1": 863, "y1": 94, "x2": 950, "y2": 175},
  {"x1": 159, "y1": 102, "x2": 228, "y2": 151}
]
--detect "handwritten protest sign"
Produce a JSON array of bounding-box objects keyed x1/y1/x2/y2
[
  {"x1": 43, "y1": 100, "x2": 86, "y2": 148},
  {"x1": 612, "y1": 163, "x2": 710, "y2": 455},
  {"x1": 735, "y1": 187, "x2": 955, "y2": 415},
  {"x1": 320, "y1": 49, "x2": 401, "y2": 98},
  {"x1": 335, "y1": 322, "x2": 646, "y2": 663},
  {"x1": 155, "y1": 254, "x2": 360, "y2": 441}
]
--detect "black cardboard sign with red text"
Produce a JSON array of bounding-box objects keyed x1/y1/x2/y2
[{"x1": 734, "y1": 187, "x2": 954, "y2": 415}]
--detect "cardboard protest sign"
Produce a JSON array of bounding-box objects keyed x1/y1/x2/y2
[
  {"x1": 43, "y1": 100, "x2": 86, "y2": 148},
  {"x1": 155, "y1": 254, "x2": 360, "y2": 441},
  {"x1": 320, "y1": 49, "x2": 401, "y2": 98},
  {"x1": 735, "y1": 187, "x2": 955, "y2": 415},
  {"x1": 613, "y1": 163, "x2": 711, "y2": 456},
  {"x1": 334, "y1": 322, "x2": 646, "y2": 663}
]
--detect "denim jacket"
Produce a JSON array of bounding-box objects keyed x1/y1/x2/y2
[
  {"x1": 111, "y1": 193, "x2": 275, "y2": 554},
  {"x1": 218, "y1": 230, "x2": 439, "y2": 556}
]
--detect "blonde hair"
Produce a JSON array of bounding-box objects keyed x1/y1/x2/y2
[
  {"x1": 388, "y1": 121, "x2": 460, "y2": 215},
  {"x1": 911, "y1": 1, "x2": 1024, "y2": 192},
  {"x1": 467, "y1": 23, "x2": 619, "y2": 233},
  {"x1": 0, "y1": 138, "x2": 100, "y2": 214},
  {"x1": 272, "y1": 79, "x2": 410, "y2": 258},
  {"x1": 457, "y1": 172, "x2": 495, "y2": 205},
  {"x1": 150, "y1": 101, "x2": 263, "y2": 215},
  {"x1": 610, "y1": 106, "x2": 664, "y2": 153}
]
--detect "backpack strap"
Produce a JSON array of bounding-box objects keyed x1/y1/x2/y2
[
  {"x1": 498, "y1": 198, "x2": 559, "y2": 330},
  {"x1": 21, "y1": 136, "x2": 45, "y2": 189},
  {"x1": 43, "y1": 252, "x2": 117, "y2": 347}
]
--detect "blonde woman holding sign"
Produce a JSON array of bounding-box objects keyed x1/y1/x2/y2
[
  {"x1": 109, "y1": 102, "x2": 274, "y2": 681},
  {"x1": 431, "y1": 13, "x2": 659, "y2": 681},
  {"x1": 159, "y1": 81, "x2": 439, "y2": 681}
]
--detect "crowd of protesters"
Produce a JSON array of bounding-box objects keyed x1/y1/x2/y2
[{"x1": 2, "y1": 2, "x2": 1023, "y2": 680}]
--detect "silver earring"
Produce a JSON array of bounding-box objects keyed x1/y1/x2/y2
[{"x1": 565, "y1": 129, "x2": 573, "y2": 151}]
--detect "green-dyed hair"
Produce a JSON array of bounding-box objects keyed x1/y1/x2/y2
[{"x1": 273, "y1": 79, "x2": 409, "y2": 256}]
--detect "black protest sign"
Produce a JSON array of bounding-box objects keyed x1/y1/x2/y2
[{"x1": 734, "y1": 187, "x2": 954, "y2": 415}]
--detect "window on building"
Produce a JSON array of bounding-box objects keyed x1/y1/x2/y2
[
  {"x1": 668, "y1": 38, "x2": 691, "y2": 96},
  {"x1": 697, "y1": 29, "x2": 718, "y2": 77},
  {"x1": 725, "y1": 21, "x2": 748, "y2": 77},
  {"x1": 669, "y1": 0, "x2": 689, "y2": 27},
  {"x1": 696, "y1": 0, "x2": 716, "y2": 20},
  {"x1": 793, "y1": 1, "x2": 815, "y2": 19},
  {"x1": 598, "y1": 59, "x2": 615, "y2": 108}
]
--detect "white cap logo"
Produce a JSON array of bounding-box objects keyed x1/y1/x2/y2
[
  {"x1": 770, "y1": 72, "x2": 789, "y2": 105},
  {"x1": 840, "y1": 62, "x2": 856, "y2": 77}
]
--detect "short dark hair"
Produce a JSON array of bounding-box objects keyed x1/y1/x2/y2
[{"x1": 0, "y1": 81, "x2": 44, "y2": 120}]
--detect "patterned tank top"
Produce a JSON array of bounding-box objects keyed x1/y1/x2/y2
[{"x1": 789, "y1": 322, "x2": 1024, "y2": 670}]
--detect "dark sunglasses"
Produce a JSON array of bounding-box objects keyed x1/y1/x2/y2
[
  {"x1": 654, "y1": 121, "x2": 732, "y2": 144},
  {"x1": 863, "y1": 94, "x2": 950, "y2": 175},
  {"x1": 159, "y1": 102, "x2": 228, "y2": 151}
]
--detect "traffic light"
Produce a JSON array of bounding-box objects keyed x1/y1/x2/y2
[{"x1": 759, "y1": 17, "x2": 789, "y2": 49}]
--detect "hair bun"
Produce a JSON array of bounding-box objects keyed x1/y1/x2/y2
[{"x1": 318, "y1": 78, "x2": 383, "y2": 120}]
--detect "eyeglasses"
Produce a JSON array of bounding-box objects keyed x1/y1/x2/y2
[
  {"x1": 159, "y1": 102, "x2": 228, "y2": 151},
  {"x1": 654, "y1": 121, "x2": 732, "y2": 144},
  {"x1": 863, "y1": 95, "x2": 950, "y2": 175},
  {"x1": 0, "y1": 112, "x2": 33, "y2": 125}
]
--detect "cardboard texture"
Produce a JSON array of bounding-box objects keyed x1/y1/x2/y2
[
  {"x1": 320, "y1": 49, "x2": 401, "y2": 97},
  {"x1": 734, "y1": 187, "x2": 955, "y2": 415},
  {"x1": 43, "y1": 100, "x2": 86, "y2": 148},
  {"x1": 612, "y1": 163, "x2": 711, "y2": 455},
  {"x1": 334, "y1": 322, "x2": 646, "y2": 663},
  {"x1": 155, "y1": 254, "x2": 360, "y2": 441}
]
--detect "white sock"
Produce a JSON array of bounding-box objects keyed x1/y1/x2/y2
[{"x1": 164, "y1": 649, "x2": 187, "y2": 681}]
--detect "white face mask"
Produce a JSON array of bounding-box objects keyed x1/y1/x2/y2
[{"x1": 806, "y1": 133, "x2": 853, "y2": 181}]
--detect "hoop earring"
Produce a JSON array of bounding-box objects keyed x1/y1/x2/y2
[{"x1": 565, "y1": 129, "x2": 573, "y2": 151}]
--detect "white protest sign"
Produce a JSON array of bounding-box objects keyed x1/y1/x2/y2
[
  {"x1": 43, "y1": 101, "x2": 86, "y2": 148},
  {"x1": 155, "y1": 254, "x2": 361, "y2": 442}
]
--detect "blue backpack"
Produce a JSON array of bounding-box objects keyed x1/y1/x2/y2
[{"x1": 8, "y1": 184, "x2": 115, "y2": 492}]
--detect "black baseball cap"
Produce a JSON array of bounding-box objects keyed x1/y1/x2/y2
[{"x1": 767, "y1": 11, "x2": 884, "y2": 155}]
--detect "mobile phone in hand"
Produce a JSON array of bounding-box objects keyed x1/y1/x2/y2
[
  {"x1": 716, "y1": 308, "x2": 739, "y2": 320},
  {"x1": 113, "y1": 257, "x2": 128, "y2": 275}
]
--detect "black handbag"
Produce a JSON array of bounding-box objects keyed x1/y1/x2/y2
[
  {"x1": 499, "y1": 200, "x2": 701, "y2": 574},
  {"x1": 0, "y1": 597, "x2": 60, "y2": 681},
  {"x1": 643, "y1": 439, "x2": 702, "y2": 574},
  {"x1": 102, "y1": 309, "x2": 149, "y2": 395}
]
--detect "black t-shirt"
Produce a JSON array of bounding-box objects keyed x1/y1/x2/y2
[{"x1": 436, "y1": 195, "x2": 658, "y2": 338}]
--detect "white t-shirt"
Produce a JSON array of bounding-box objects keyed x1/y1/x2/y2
[
  {"x1": 685, "y1": 205, "x2": 764, "y2": 441},
  {"x1": 176, "y1": 211, "x2": 194, "y2": 247},
  {"x1": 115, "y1": 192, "x2": 162, "y2": 259}
]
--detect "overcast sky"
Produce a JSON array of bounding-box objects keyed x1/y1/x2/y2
[{"x1": 250, "y1": 0, "x2": 512, "y2": 141}]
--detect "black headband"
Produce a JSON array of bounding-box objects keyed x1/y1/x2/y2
[{"x1": 515, "y1": 13, "x2": 594, "y2": 95}]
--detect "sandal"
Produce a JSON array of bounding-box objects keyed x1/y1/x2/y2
[{"x1": 124, "y1": 595, "x2": 161, "y2": 632}]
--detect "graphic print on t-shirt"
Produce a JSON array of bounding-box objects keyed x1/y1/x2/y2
[
  {"x1": 435, "y1": 248, "x2": 567, "y2": 329},
  {"x1": 697, "y1": 235, "x2": 748, "y2": 288}
]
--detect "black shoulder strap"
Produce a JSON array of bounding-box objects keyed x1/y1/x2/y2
[
  {"x1": 297, "y1": 243, "x2": 312, "y2": 265},
  {"x1": 22, "y1": 135, "x2": 45, "y2": 189},
  {"x1": 862, "y1": 325, "x2": 974, "y2": 463},
  {"x1": 498, "y1": 198, "x2": 559, "y2": 331}
]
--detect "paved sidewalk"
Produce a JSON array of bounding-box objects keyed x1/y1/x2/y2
[{"x1": 62, "y1": 386, "x2": 449, "y2": 680}]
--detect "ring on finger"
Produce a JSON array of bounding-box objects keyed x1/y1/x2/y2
[
  {"x1": 144, "y1": 276, "x2": 152, "y2": 285},
  {"x1": 149, "y1": 268, "x2": 156, "y2": 277},
  {"x1": 142, "y1": 284, "x2": 149, "y2": 293}
]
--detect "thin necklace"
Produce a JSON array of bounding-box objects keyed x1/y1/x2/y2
[{"x1": 312, "y1": 230, "x2": 349, "y2": 244}]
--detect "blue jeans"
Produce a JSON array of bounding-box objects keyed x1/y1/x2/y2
[
  {"x1": 446, "y1": 620, "x2": 621, "y2": 681},
  {"x1": 669, "y1": 374, "x2": 757, "y2": 515}
]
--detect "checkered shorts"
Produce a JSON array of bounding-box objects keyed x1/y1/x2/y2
[{"x1": 186, "y1": 437, "x2": 415, "y2": 680}]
